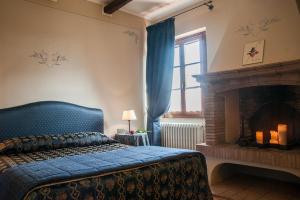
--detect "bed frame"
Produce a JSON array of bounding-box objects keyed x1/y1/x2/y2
[{"x1": 0, "y1": 101, "x2": 104, "y2": 140}]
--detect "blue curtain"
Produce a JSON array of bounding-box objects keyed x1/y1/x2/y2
[{"x1": 146, "y1": 18, "x2": 175, "y2": 146}]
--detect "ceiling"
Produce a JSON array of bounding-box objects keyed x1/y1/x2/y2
[{"x1": 87, "y1": 0, "x2": 207, "y2": 21}]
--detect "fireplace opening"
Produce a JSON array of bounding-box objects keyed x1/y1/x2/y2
[
  {"x1": 211, "y1": 163, "x2": 300, "y2": 185},
  {"x1": 210, "y1": 162, "x2": 300, "y2": 197},
  {"x1": 239, "y1": 85, "x2": 300, "y2": 149}
]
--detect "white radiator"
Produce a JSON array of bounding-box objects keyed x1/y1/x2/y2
[{"x1": 161, "y1": 122, "x2": 205, "y2": 150}]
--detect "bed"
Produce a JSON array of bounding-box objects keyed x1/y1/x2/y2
[{"x1": 0, "y1": 101, "x2": 212, "y2": 200}]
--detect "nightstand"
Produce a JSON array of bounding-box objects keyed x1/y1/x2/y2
[{"x1": 115, "y1": 132, "x2": 150, "y2": 146}]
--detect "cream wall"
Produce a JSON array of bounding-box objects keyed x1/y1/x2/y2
[
  {"x1": 0, "y1": 0, "x2": 146, "y2": 136},
  {"x1": 174, "y1": 0, "x2": 300, "y2": 72}
]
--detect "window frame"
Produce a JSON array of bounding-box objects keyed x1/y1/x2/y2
[{"x1": 165, "y1": 31, "x2": 207, "y2": 118}]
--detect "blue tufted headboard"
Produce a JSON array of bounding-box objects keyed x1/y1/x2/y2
[{"x1": 0, "y1": 101, "x2": 104, "y2": 140}]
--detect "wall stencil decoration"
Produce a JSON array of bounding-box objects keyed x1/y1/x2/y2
[
  {"x1": 236, "y1": 17, "x2": 280, "y2": 37},
  {"x1": 236, "y1": 24, "x2": 255, "y2": 37},
  {"x1": 258, "y1": 17, "x2": 280, "y2": 31},
  {"x1": 123, "y1": 30, "x2": 139, "y2": 44},
  {"x1": 30, "y1": 50, "x2": 67, "y2": 67},
  {"x1": 242, "y1": 40, "x2": 265, "y2": 65}
]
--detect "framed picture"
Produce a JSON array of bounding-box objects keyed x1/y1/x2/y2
[{"x1": 242, "y1": 40, "x2": 265, "y2": 65}]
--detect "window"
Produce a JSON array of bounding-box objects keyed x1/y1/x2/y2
[{"x1": 166, "y1": 31, "x2": 207, "y2": 118}]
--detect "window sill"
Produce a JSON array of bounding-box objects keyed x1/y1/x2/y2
[
  {"x1": 163, "y1": 112, "x2": 203, "y2": 119},
  {"x1": 160, "y1": 117, "x2": 205, "y2": 124}
]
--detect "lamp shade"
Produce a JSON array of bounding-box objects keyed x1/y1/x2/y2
[{"x1": 122, "y1": 110, "x2": 137, "y2": 121}]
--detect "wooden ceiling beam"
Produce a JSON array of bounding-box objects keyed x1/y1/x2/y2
[{"x1": 103, "y1": 0, "x2": 133, "y2": 14}]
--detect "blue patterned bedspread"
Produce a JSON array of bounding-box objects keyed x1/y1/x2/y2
[{"x1": 0, "y1": 146, "x2": 211, "y2": 200}]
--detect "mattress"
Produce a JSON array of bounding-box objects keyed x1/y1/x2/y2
[{"x1": 0, "y1": 132, "x2": 212, "y2": 200}]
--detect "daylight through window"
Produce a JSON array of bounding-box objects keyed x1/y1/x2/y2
[{"x1": 167, "y1": 31, "x2": 207, "y2": 118}]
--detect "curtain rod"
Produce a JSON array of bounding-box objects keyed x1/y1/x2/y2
[{"x1": 153, "y1": 0, "x2": 213, "y2": 25}]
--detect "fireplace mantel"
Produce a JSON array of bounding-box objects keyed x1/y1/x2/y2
[{"x1": 193, "y1": 59, "x2": 300, "y2": 92}]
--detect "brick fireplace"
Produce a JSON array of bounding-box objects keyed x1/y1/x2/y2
[{"x1": 194, "y1": 60, "x2": 300, "y2": 183}]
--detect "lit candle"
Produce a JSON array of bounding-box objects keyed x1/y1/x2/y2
[
  {"x1": 256, "y1": 131, "x2": 264, "y2": 144},
  {"x1": 278, "y1": 124, "x2": 287, "y2": 145},
  {"x1": 269, "y1": 130, "x2": 279, "y2": 144}
]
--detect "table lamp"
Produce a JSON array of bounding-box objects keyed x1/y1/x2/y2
[{"x1": 122, "y1": 110, "x2": 137, "y2": 133}]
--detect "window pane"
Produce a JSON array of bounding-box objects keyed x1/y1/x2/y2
[
  {"x1": 174, "y1": 46, "x2": 180, "y2": 66},
  {"x1": 186, "y1": 88, "x2": 202, "y2": 112},
  {"x1": 185, "y1": 63, "x2": 201, "y2": 88},
  {"x1": 169, "y1": 90, "x2": 181, "y2": 112},
  {"x1": 172, "y1": 67, "x2": 180, "y2": 89},
  {"x1": 184, "y1": 40, "x2": 200, "y2": 64}
]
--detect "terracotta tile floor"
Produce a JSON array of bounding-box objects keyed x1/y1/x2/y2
[{"x1": 211, "y1": 174, "x2": 300, "y2": 200}]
